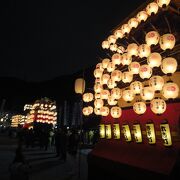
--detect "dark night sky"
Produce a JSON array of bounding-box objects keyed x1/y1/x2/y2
[{"x1": 1, "y1": 0, "x2": 145, "y2": 82}]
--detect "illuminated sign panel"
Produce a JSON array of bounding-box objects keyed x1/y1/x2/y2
[
  {"x1": 160, "y1": 123, "x2": 172, "y2": 146},
  {"x1": 99, "y1": 124, "x2": 105, "y2": 138},
  {"x1": 105, "y1": 124, "x2": 112, "y2": 139},
  {"x1": 146, "y1": 123, "x2": 156, "y2": 144},
  {"x1": 122, "y1": 125, "x2": 132, "y2": 142},
  {"x1": 133, "y1": 124, "x2": 142, "y2": 143},
  {"x1": 113, "y1": 124, "x2": 120, "y2": 139}
]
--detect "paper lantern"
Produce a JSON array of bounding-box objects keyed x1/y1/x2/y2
[
  {"x1": 111, "y1": 70, "x2": 122, "y2": 82},
  {"x1": 100, "y1": 90, "x2": 110, "y2": 100},
  {"x1": 101, "y1": 73, "x2": 110, "y2": 85},
  {"x1": 95, "y1": 78, "x2": 102, "y2": 85},
  {"x1": 133, "y1": 101, "x2": 146, "y2": 114},
  {"x1": 99, "y1": 124, "x2": 105, "y2": 138},
  {"x1": 111, "y1": 106, "x2": 122, "y2": 118},
  {"x1": 122, "y1": 89, "x2": 134, "y2": 102},
  {"x1": 96, "y1": 63, "x2": 104, "y2": 70},
  {"x1": 75, "y1": 78, "x2": 85, "y2": 94},
  {"x1": 140, "y1": 86, "x2": 155, "y2": 102},
  {"x1": 112, "y1": 53, "x2": 121, "y2": 65},
  {"x1": 117, "y1": 46, "x2": 125, "y2": 54},
  {"x1": 133, "y1": 124, "x2": 142, "y2": 143},
  {"x1": 147, "y1": 52, "x2": 162, "y2": 68},
  {"x1": 94, "y1": 99, "x2": 104, "y2": 109},
  {"x1": 157, "y1": 0, "x2": 171, "y2": 8},
  {"x1": 111, "y1": 88, "x2": 122, "y2": 99},
  {"x1": 88, "y1": 106, "x2": 93, "y2": 115},
  {"x1": 107, "y1": 79, "x2": 117, "y2": 89},
  {"x1": 145, "y1": 31, "x2": 160, "y2": 46},
  {"x1": 100, "y1": 106, "x2": 109, "y2": 116},
  {"x1": 95, "y1": 93, "x2": 101, "y2": 99},
  {"x1": 150, "y1": 98, "x2": 166, "y2": 114},
  {"x1": 108, "y1": 96, "x2": 118, "y2": 106},
  {"x1": 83, "y1": 107, "x2": 90, "y2": 116},
  {"x1": 130, "y1": 81, "x2": 143, "y2": 95},
  {"x1": 127, "y1": 43, "x2": 138, "y2": 57},
  {"x1": 122, "y1": 71, "x2": 133, "y2": 83},
  {"x1": 83, "y1": 93, "x2": 93, "y2": 102},
  {"x1": 161, "y1": 57, "x2": 177, "y2": 75},
  {"x1": 149, "y1": 76, "x2": 164, "y2": 92},
  {"x1": 122, "y1": 125, "x2": 132, "y2": 142},
  {"x1": 107, "y1": 62, "x2": 116, "y2": 72},
  {"x1": 128, "y1": 62, "x2": 140, "y2": 75},
  {"x1": 162, "y1": 82, "x2": 179, "y2": 99},
  {"x1": 105, "y1": 125, "x2": 112, "y2": 139},
  {"x1": 102, "y1": 40, "x2": 109, "y2": 49},
  {"x1": 102, "y1": 58, "x2": 110, "y2": 69},
  {"x1": 108, "y1": 35, "x2": 116, "y2": 44},
  {"x1": 139, "y1": 64, "x2": 152, "y2": 79},
  {"x1": 138, "y1": 44, "x2": 151, "y2": 58},
  {"x1": 159, "y1": 34, "x2": 176, "y2": 50},
  {"x1": 94, "y1": 69, "x2": 103, "y2": 78},
  {"x1": 146, "y1": 2, "x2": 159, "y2": 15},
  {"x1": 110, "y1": 44, "x2": 118, "y2": 52},
  {"x1": 94, "y1": 108, "x2": 101, "y2": 115},
  {"x1": 121, "y1": 24, "x2": 131, "y2": 35},
  {"x1": 160, "y1": 123, "x2": 172, "y2": 146},
  {"x1": 94, "y1": 83, "x2": 103, "y2": 93},
  {"x1": 113, "y1": 124, "x2": 120, "y2": 139},
  {"x1": 114, "y1": 29, "x2": 124, "y2": 39},
  {"x1": 137, "y1": 11, "x2": 148, "y2": 22},
  {"x1": 146, "y1": 123, "x2": 156, "y2": 144},
  {"x1": 128, "y1": 18, "x2": 139, "y2": 29},
  {"x1": 122, "y1": 53, "x2": 132, "y2": 66}
]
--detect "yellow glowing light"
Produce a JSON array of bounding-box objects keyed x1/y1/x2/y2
[
  {"x1": 113, "y1": 124, "x2": 120, "y2": 139},
  {"x1": 122, "y1": 125, "x2": 132, "y2": 142},
  {"x1": 146, "y1": 123, "x2": 156, "y2": 144},
  {"x1": 133, "y1": 124, "x2": 142, "y2": 143},
  {"x1": 160, "y1": 123, "x2": 172, "y2": 146},
  {"x1": 105, "y1": 124, "x2": 112, "y2": 139},
  {"x1": 99, "y1": 124, "x2": 105, "y2": 138}
]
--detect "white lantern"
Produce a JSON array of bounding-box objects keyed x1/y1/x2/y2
[
  {"x1": 102, "y1": 40, "x2": 109, "y2": 49},
  {"x1": 150, "y1": 98, "x2": 166, "y2": 114},
  {"x1": 161, "y1": 57, "x2": 177, "y2": 75},
  {"x1": 111, "y1": 106, "x2": 122, "y2": 118},
  {"x1": 112, "y1": 53, "x2": 121, "y2": 65},
  {"x1": 127, "y1": 43, "x2": 138, "y2": 56},
  {"x1": 138, "y1": 44, "x2": 151, "y2": 58},
  {"x1": 162, "y1": 82, "x2": 179, "y2": 99},
  {"x1": 117, "y1": 46, "x2": 125, "y2": 54},
  {"x1": 145, "y1": 31, "x2": 160, "y2": 46},
  {"x1": 94, "y1": 99, "x2": 104, "y2": 109},
  {"x1": 94, "y1": 83, "x2": 103, "y2": 93},
  {"x1": 140, "y1": 86, "x2": 155, "y2": 101},
  {"x1": 122, "y1": 89, "x2": 134, "y2": 102},
  {"x1": 128, "y1": 18, "x2": 139, "y2": 29},
  {"x1": 100, "y1": 90, "x2": 110, "y2": 100},
  {"x1": 122, "y1": 53, "x2": 132, "y2": 66},
  {"x1": 133, "y1": 101, "x2": 147, "y2": 114},
  {"x1": 111, "y1": 70, "x2": 122, "y2": 82},
  {"x1": 111, "y1": 88, "x2": 122, "y2": 99},
  {"x1": 94, "y1": 69, "x2": 103, "y2": 78},
  {"x1": 83, "y1": 107, "x2": 90, "y2": 116},
  {"x1": 121, "y1": 24, "x2": 131, "y2": 35},
  {"x1": 96, "y1": 63, "x2": 104, "y2": 71},
  {"x1": 128, "y1": 62, "x2": 140, "y2": 75},
  {"x1": 146, "y1": 2, "x2": 159, "y2": 15},
  {"x1": 83, "y1": 93, "x2": 94, "y2": 102},
  {"x1": 159, "y1": 34, "x2": 176, "y2": 50},
  {"x1": 130, "y1": 81, "x2": 143, "y2": 95},
  {"x1": 108, "y1": 96, "x2": 117, "y2": 106},
  {"x1": 110, "y1": 44, "x2": 118, "y2": 52},
  {"x1": 157, "y1": 0, "x2": 171, "y2": 8},
  {"x1": 107, "y1": 62, "x2": 116, "y2": 73},
  {"x1": 147, "y1": 52, "x2": 162, "y2": 68},
  {"x1": 108, "y1": 35, "x2": 116, "y2": 44},
  {"x1": 101, "y1": 74, "x2": 110, "y2": 85},
  {"x1": 94, "y1": 108, "x2": 101, "y2": 115},
  {"x1": 122, "y1": 71, "x2": 133, "y2": 83},
  {"x1": 102, "y1": 58, "x2": 110, "y2": 69},
  {"x1": 100, "y1": 106, "x2": 109, "y2": 116},
  {"x1": 114, "y1": 29, "x2": 124, "y2": 39},
  {"x1": 87, "y1": 106, "x2": 93, "y2": 115},
  {"x1": 95, "y1": 93, "x2": 101, "y2": 99},
  {"x1": 149, "y1": 76, "x2": 164, "y2": 92},
  {"x1": 139, "y1": 65, "x2": 152, "y2": 79},
  {"x1": 107, "y1": 79, "x2": 117, "y2": 89},
  {"x1": 137, "y1": 11, "x2": 148, "y2": 22}
]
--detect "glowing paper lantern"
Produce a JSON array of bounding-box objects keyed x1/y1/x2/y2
[
  {"x1": 117, "y1": 46, "x2": 125, "y2": 54},
  {"x1": 150, "y1": 98, "x2": 166, "y2": 114},
  {"x1": 83, "y1": 93, "x2": 94, "y2": 102},
  {"x1": 102, "y1": 58, "x2": 110, "y2": 69},
  {"x1": 130, "y1": 81, "x2": 143, "y2": 95},
  {"x1": 128, "y1": 62, "x2": 140, "y2": 75},
  {"x1": 140, "y1": 86, "x2": 155, "y2": 102},
  {"x1": 121, "y1": 24, "x2": 131, "y2": 35},
  {"x1": 105, "y1": 124, "x2": 112, "y2": 139},
  {"x1": 146, "y1": 123, "x2": 156, "y2": 144},
  {"x1": 138, "y1": 44, "x2": 151, "y2": 58},
  {"x1": 122, "y1": 71, "x2": 133, "y2": 83},
  {"x1": 110, "y1": 44, "x2": 118, "y2": 52},
  {"x1": 94, "y1": 69, "x2": 103, "y2": 78},
  {"x1": 107, "y1": 79, "x2": 117, "y2": 89},
  {"x1": 161, "y1": 57, "x2": 177, "y2": 75},
  {"x1": 108, "y1": 96, "x2": 117, "y2": 106},
  {"x1": 111, "y1": 70, "x2": 122, "y2": 82},
  {"x1": 114, "y1": 29, "x2": 124, "y2": 39},
  {"x1": 112, "y1": 53, "x2": 121, "y2": 65},
  {"x1": 137, "y1": 11, "x2": 148, "y2": 22},
  {"x1": 146, "y1": 2, "x2": 159, "y2": 15},
  {"x1": 83, "y1": 107, "x2": 90, "y2": 116},
  {"x1": 94, "y1": 83, "x2": 103, "y2": 93},
  {"x1": 107, "y1": 62, "x2": 116, "y2": 72},
  {"x1": 113, "y1": 124, "x2": 120, "y2": 139},
  {"x1": 96, "y1": 63, "x2": 104, "y2": 70},
  {"x1": 133, "y1": 101, "x2": 146, "y2": 114},
  {"x1": 128, "y1": 18, "x2": 139, "y2": 29},
  {"x1": 122, "y1": 125, "x2": 132, "y2": 142},
  {"x1": 100, "y1": 106, "x2": 109, "y2": 116},
  {"x1": 157, "y1": 0, "x2": 171, "y2": 8},
  {"x1": 111, "y1": 106, "x2": 122, "y2": 118},
  {"x1": 139, "y1": 64, "x2": 152, "y2": 79},
  {"x1": 111, "y1": 88, "x2": 122, "y2": 99},
  {"x1": 95, "y1": 78, "x2": 102, "y2": 84},
  {"x1": 122, "y1": 53, "x2": 132, "y2": 66},
  {"x1": 99, "y1": 124, "x2": 105, "y2": 138},
  {"x1": 108, "y1": 35, "x2": 116, "y2": 44},
  {"x1": 101, "y1": 74, "x2": 110, "y2": 85},
  {"x1": 94, "y1": 99, "x2": 104, "y2": 109},
  {"x1": 149, "y1": 76, "x2": 164, "y2": 92},
  {"x1": 145, "y1": 31, "x2": 160, "y2": 46},
  {"x1": 147, "y1": 52, "x2": 162, "y2": 68},
  {"x1": 95, "y1": 93, "x2": 101, "y2": 99},
  {"x1": 94, "y1": 108, "x2": 101, "y2": 115},
  {"x1": 100, "y1": 90, "x2": 110, "y2": 100},
  {"x1": 159, "y1": 34, "x2": 176, "y2": 50},
  {"x1": 122, "y1": 89, "x2": 134, "y2": 102},
  {"x1": 162, "y1": 82, "x2": 179, "y2": 99},
  {"x1": 88, "y1": 106, "x2": 93, "y2": 115},
  {"x1": 160, "y1": 122, "x2": 172, "y2": 146},
  {"x1": 75, "y1": 78, "x2": 85, "y2": 94},
  {"x1": 102, "y1": 40, "x2": 109, "y2": 49},
  {"x1": 127, "y1": 43, "x2": 138, "y2": 56},
  {"x1": 133, "y1": 124, "x2": 142, "y2": 143}
]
